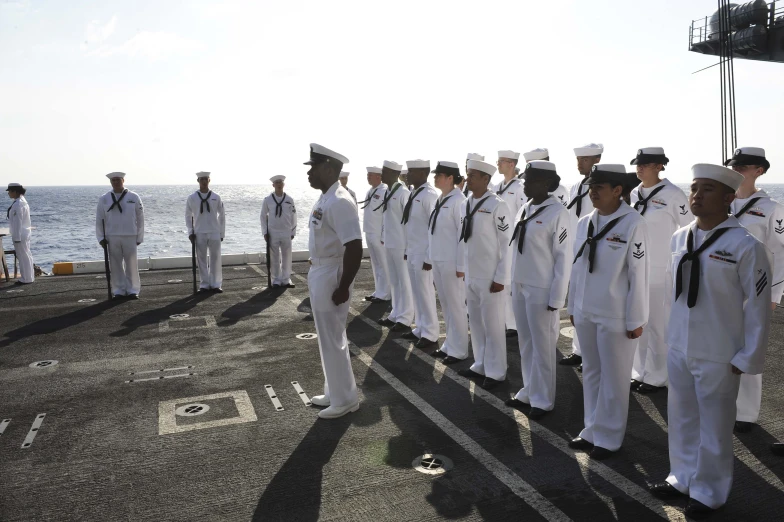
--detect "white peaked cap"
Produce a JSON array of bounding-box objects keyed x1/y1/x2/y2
[
  {"x1": 498, "y1": 150, "x2": 520, "y2": 160},
  {"x1": 467, "y1": 159, "x2": 497, "y2": 176},
  {"x1": 406, "y1": 159, "x2": 430, "y2": 170},
  {"x1": 436, "y1": 161, "x2": 459, "y2": 169},
  {"x1": 466, "y1": 153, "x2": 485, "y2": 161},
  {"x1": 736, "y1": 146, "x2": 766, "y2": 157},
  {"x1": 523, "y1": 148, "x2": 549, "y2": 161},
  {"x1": 196, "y1": 171, "x2": 210, "y2": 178},
  {"x1": 639, "y1": 147, "x2": 665, "y2": 155},
  {"x1": 574, "y1": 143, "x2": 604, "y2": 157},
  {"x1": 106, "y1": 172, "x2": 126, "y2": 179},
  {"x1": 339, "y1": 171, "x2": 350, "y2": 178},
  {"x1": 366, "y1": 166, "x2": 382, "y2": 174},
  {"x1": 692, "y1": 163, "x2": 744, "y2": 191},
  {"x1": 306, "y1": 143, "x2": 349, "y2": 164},
  {"x1": 270, "y1": 175, "x2": 286, "y2": 182},
  {"x1": 383, "y1": 160, "x2": 403, "y2": 171},
  {"x1": 527, "y1": 160, "x2": 557, "y2": 172},
  {"x1": 592, "y1": 164, "x2": 626, "y2": 174}
]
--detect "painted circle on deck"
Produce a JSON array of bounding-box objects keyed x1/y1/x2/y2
[
  {"x1": 175, "y1": 403, "x2": 210, "y2": 417},
  {"x1": 296, "y1": 333, "x2": 318, "y2": 340},
  {"x1": 78, "y1": 298, "x2": 96, "y2": 303},
  {"x1": 167, "y1": 279, "x2": 183, "y2": 283},
  {"x1": 412, "y1": 454, "x2": 453, "y2": 475},
  {"x1": 560, "y1": 326, "x2": 575, "y2": 339},
  {"x1": 169, "y1": 314, "x2": 190, "y2": 320},
  {"x1": 29, "y1": 360, "x2": 58, "y2": 369}
]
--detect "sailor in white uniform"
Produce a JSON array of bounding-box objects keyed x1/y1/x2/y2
[
  {"x1": 261, "y1": 175, "x2": 298, "y2": 288},
  {"x1": 428, "y1": 161, "x2": 469, "y2": 364},
  {"x1": 95, "y1": 172, "x2": 145, "y2": 298},
  {"x1": 567, "y1": 164, "x2": 650, "y2": 460},
  {"x1": 186, "y1": 172, "x2": 226, "y2": 292},
  {"x1": 724, "y1": 147, "x2": 784, "y2": 433},
  {"x1": 361, "y1": 166, "x2": 390, "y2": 302},
  {"x1": 5, "y1": 183, "x2": 34, "y2": 284},
  {"x1": 378, "y1": 161, "x2": 415, "y2": 330},
  {"x1": 457, "y1": 159, "x2": 513, "y2": 389},
  {"x1": 400, "y1": 159, "x2": 441, "y2": 350},
  {"x1": 649, "y1": 164, "x2": 771, "y2": 520},
  {"x1": 629, "y1": 148, "x2": 692, "y2": 393},
  {"x1": 303, "y1": 143, "x2": 364, "y2": 419},
  {"x1": 561, "y1": 143, "x2": 604, "y2": 367},
  {"x1": 339, "y1": 171, "x2": 357, "y2": 206}
]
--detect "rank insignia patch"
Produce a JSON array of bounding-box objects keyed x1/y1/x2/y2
[
  {"x1": 558, "y1": 229, "x2": 567, "y2": 244},
  {"x1": 776, "y1": 219, "x2": 784, "y2": 235},
  {"x1": 757, "y1": 270, "x2": 768, "y2": 296},
  {"x1": 679, "y1": 205, "x2": 688, "y2": 215},
  {"x1": 497, "y1": 216, "x2": 509, "y2": 232},
  {"x1": 632, "y1": 242, "x2": 645, "y2": 259}
]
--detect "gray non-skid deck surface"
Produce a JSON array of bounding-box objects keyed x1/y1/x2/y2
[{"x1": 1, "y1": 260, "x2": 783, "y2": 521}]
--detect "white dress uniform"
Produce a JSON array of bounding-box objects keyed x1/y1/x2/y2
[
  {"x1": 550, "y1": 184, "x2": 570, "y2": 207},
  {"x1": 261, "y1": 192, "x2": 298, "y2": 286},
  {"x1": 361, "y1": 179, "x2": 390, "y2": 300},
  {"x1": 630, "y1": 178, "x2": 692, "y2": 387},
  {"x1": 666, "y1": 215, "x2": 771, "y2": 509},
  {"x1": 494, "y1": 176, "x2": 526, "y2": 332},
  {"x1": 460, "y1": 185, "x2": 513, "y2": 381},
  {"x1": 403, "y1": 178, "x2": 440, "y2": 342},
  {"x1": 95, "y1": 189, "x2": 144, "y2": 296},
  {"x1": 429, "y1": 184, "x2": 468, "y2": 359},
  {"x1": 186, "y1": 190, "x2": 226, "y2": 290},
  {"x1": 379, "y1": 174, "x2": 414, "y2": 325},
  {"x1": 7, "y1": 194, "x2": 34, "y2": 283},
  {"x1": 566, "y1": 177, "x2": 595, "y2": 358},
  {"x1": 568, "y1": 194, "x2": 650, "y2": 451},
  {"x1": 511, "y1": 194, "x2": 572, "y2": 410}
]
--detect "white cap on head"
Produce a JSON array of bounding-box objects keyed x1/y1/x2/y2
[
  {"x1": 498, "y1": 150, "x2": 520, "y2": 160},
  {"x1": 196, "y1": 171, "x2": 210, "y2": 178},
  {"x1": 270, "y1": 175, "x2": 286, "y2": 183},
  {"x1": 366, "y1": 166, "x2": 382, "y2": 174},
  {"x1": 526, "y1": 160, "x2": 557, "y2": 172},
  {"x1": 691, "y1": 163, "x2": 744, "y2": 191},
  {"x1": 304, "y1": 143, "x2": 349, "y2": 165},
  {"x1": 574, "y1": 143, "x2": 604, "y2": 157},
  {"x1": 383, "y1": 160, "x2": 403, "y2": 172},
  {"x1": 592, "y1": 164, "x2": 626, "y2": 174},
  {"x1": 725, "y1": 147, "x2": 770, "y2": 170},
  {"x1": 6, "y1": 182, "x2": 23, "y2": 189},
  {"x1": 339, "y1": 171, "x2": 349, "y2": 178},
  {"x1": 523, "y1": 148, "x2": 549, "y2": 162},
  {"x1": 401, "y1": 169, "x2": 408, "y2": 176},
  {"x1": 467, "y1": 159, "x2": 497, "y2": 176},
  {"x1": 106, "y1": 172, "x2": 126, "y2": 179},
  {"x1": 406, "y1": 159, "x2": 430, "y2": 170},
  {"x1": 466, "y1": 153, "x2": 484, "y2": 161}
]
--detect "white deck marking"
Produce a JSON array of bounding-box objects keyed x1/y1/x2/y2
[
  {"x1": 0, "y1": 418, "x2": 10, "y2": 436},
  {"x1": 130, "y1": 366, "x2": 193, "y2": 375},
  {"x1": 21, "y1": 413, "x2": 46, "y2": 449},
  {"x1": 126, "y1": 373, "x2": 195, "y2": 383},
  {"x1": 158, "y1": 320, "x2": 170, "y2": 333},
  {"x1": 204, "y1": 315, "x2": 217, "y2": 328},
  {"x1": 291, "y1": 381, "x2": 312, "y2": 406},
  {"x1": 158, "y1": 390, "x2": 257, "y2": 435},
  {"x1": 249, "y1": 264, "x2": 266, "y2": 277},
  {"x1": 264, "y1": 385, "x2": 285, "y2": 412}
]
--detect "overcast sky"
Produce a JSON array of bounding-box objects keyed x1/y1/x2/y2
[{"x1": 1, "y1": 0, "x2": 783, "y2": 189}]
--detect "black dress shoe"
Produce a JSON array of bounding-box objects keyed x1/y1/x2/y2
[
  {"x1": 636, "y1": 383, "x2": 661, "y2": 394},
  {"x1": 590, "y1": 446, "x2": 616, "y2": 460},
  {"x1": 285, "y1": 284, "x2": 296, "y2": 289},
  {"x1": 685, "y1": 498, "x2": 715, "y2": 520},
  {"x1": 401, "y1": 331, "x2": 419, "y2": 340},
  {"x1": 481, "y1": 377, "x2": 502, "y2": 390},
  {"x1": 505, "y1": 329, "x2": 518, "y2": 338},
  {"x1": 528, "y1": 407, "x2": 548, "y2": 420},
  {"x1": 442, "y1": 356, "x2": 462, "y2": 364},
  {"x1": 505, "y1": 398, "x2": 529, "y2": 412},
  {"x1": 432, "y1": 350, "x2": 448, "y2": 359},
  {"x1": 734, "y1": 421, "x2": 754, "y2": 433},
  {"x1": 378, "y1": 318, "x2": 395, "y2": 327},
  {"x1": 415, "y1": 338, "x2": 438, "y2": 350},
  {"x1": 199, "y1": 288, "x2": 210, "y2": 293},
  {"x1": 213, "y1": 288, "x2": 224, "y2": 293},
  {"x1": 127, "y1": 293, "x2": 139, "y2": 299},
  {"x1": 648, "y1": 482, "x2": 686, "y2": 499},
  {"x1": 568, "y1": 437, "x2": 594, "y2": 450},
  {"x1": 272, "y1": 283, "x2": 281, "y2": 288},
  {"x1": 559, "y1": 353, "x2": 582, "y2": 366},
  {"x1": 630, "y1": 379, "x2": 643, "y2": 390},
  {"x1": 457, "y1": 368, "x2": 484, "y2": 380},
  {"x1": 364, "y1": 295, "x2": 376, "y2": 301},
  {"x1": 772, "y1": 442, "x2": 784, "y2": 456},
  {"x1": 391, "y1": 322, "x2": 411, "y2": 332}
]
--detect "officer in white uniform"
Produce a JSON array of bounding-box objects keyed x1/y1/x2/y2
[
  {"x1": 521, "y1": 148, "x2": 569, "y2": 206},
  {"x1": 629, "y1": 148, "x2": 692, "y2": 393},
  {"x1": 649, "y1": 164, "x2": 771, "y2": 520},
  {"x1": 724, "y1": 147, "x2": 784, "y2": 433},
  {"x1": 261, "y1": 175, "x2": 298, "y2": 288},
  {"x1": 561, "y1": 143, "x2": 604, "y2": 367},
  {"x1": 506, "y1": 162, "x2": 572, "y2": 419},
  {"x1": 400, "y1": 159, "x2": 440, "y2": 349},
  {"x1": 303, "y1": 143, "x2": 364, "y2": 419},
  {"x1": 377, "y1": 161, "x2": 415, "y2": 330},
  {"x1": 361, "y1": 166, "x2": 390, "y2": 302},
  {"x1": 6, "y1": 183, "x2": 34, "y2": 284},
  {"x1": 457, "y1": 159, "x2": 513, "y2": 389},
  {"x1": 567, "y1": 164, "x2": 650, "y2": 460},
  {"x1": 95, "y1": 172, "x2": 145, "y2": 299},
  {"x1": 428, "y1": 161, "x2": 469, "y2": 364},
  {"x1": 186, "y1": 172, "x2": 226, "y2": 292},
  {"x1": 339, "y1": 171, "x2": 357, "y2": 205}
]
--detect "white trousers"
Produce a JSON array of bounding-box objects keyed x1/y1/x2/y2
[
  {"x1": 513, "y1": 284, "x2": 559, "y2": 410},
  {"x1": 365, "y1": 233, "x2": 390, "y2": 299},
  {"x1": 384, "y1": 247, "x2": 414, "y2": 324},
  {"x1": 107, "y1": 235, "x2": 140, "y2": 296},
  {"x1": 13, "y1": 233, "x2": 34, "y2": 283},
  {"x1": 407, "y1": 256, "x2": 439, "y2": 341},
  {"x1": 736, "y1": 373, "x2": 762, "y2": 423},
  {"x1": 195, "y1": 233, "x2": 222, "y2": 290},
  {"x1": 308, "y1": 263, "x2": 358, "y2": 408},
  {"x1": 466, "y1": 277, "x2": 507, "y2": 381},
  {"x1": 432, "y1": 261, "x2": 469, "y2": 359},
  {"x1": 269, "y1": 233, "x2": 293, "y2": 285},
  {"x1": 666, "y1": 348, "x2": 740, "y2": 509},
  {"x1": 632, "y1": 277, "x2": 670, "y2": 386},
  {"x1": 503, "y1": 245, "x2": 516, "y2": 331},
  {"x1": 574, "y1": 311, "x2": 638, "y2": 451}
]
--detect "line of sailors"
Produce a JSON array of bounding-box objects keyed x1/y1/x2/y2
[{"x1": 352, "y1": 144, "x2": 781, "y2": 519}]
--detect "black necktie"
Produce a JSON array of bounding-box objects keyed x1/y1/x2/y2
[
  {"x1": 428, "y1": 195, "x2": 453, "y2": 234},
  {"x1": 271, "y1": 193, "x2": 285, "y2": 217},
  {"x1": 633, "y1": 185, "x2": 665, "y2": 216},
  {"x1": 733, "y1": 197, "x2": 762, "y2": 218},
  {"x1": 566, "y1": 179, "x2": 590, "y2": 217},
  {"x1": 108, "y1": 190, "x2": 128, "y2": 213},
  {"x1": 198, "y1": 191, "x2": 213, "y2": 214},
  {"x1": 573, "y1": 215, "x2": 624, "y2": 273},
  {"x1": 402, "y1": 187, "x2": 425, "y2": 225},
  {"x1": 509, "y1": 205, "x2": 548, "y2": 254},
  {"x1": 459, "y1": 196, "x2": 491, "y2": 242},
  {"x1": 496, "y1": 179, "x2": 515, "y2": 196},
  {"x1": 375, "y1": 183, "x2": 401, "y2": 212},
  {"x1": 359, "y1": 188, "x2": 379, "y2": 209},
  {"x1": 675, "y1": 227, "x2": 731, "y2": 308},
  {"x1": 6, "y1": 200, "x2": 16, "y2": 219}
]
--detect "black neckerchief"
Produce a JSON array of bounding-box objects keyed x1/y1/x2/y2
[
  {"x1": 633, "y1": 185, "x2": 666, "y2": 216},
  {"x1": 675, "y1": 227, "x2": 732, "y2": 308},
  {"x1": 198, "y1": 190, "x2": 213, "y2": 214},
  {"x1": 375, "y1": 183, "x2": 401, "y2": 212},
  {"x1": 463, "y1": 186, "x2": 469, "y2": 197},
  {"x1": 496, "y1": 178, "x2": 517, "y2": 196},
  {"x1": 733, "y1": 197, "x2": 763, "y2": 219},
  {"x1": 6, "y1": 199, "x2": 17, "y2": 219},
  {"x1": 509, "y1": 205, "x2": 548, "y2": 254},
  {"x1": 401, "y1": 186, "x2": 426, "y2": 225},
  {"x1": 566, "y1": 178, "x2": 590, "y2": 217},
  {"x1": 573, "y1": 214, "x2": 624, "y2": 273},
  {"x1": 271, "y1": 193, "x2": 286, "y2": 217},
  {"x1": 359, "y1": 187, "x2": 380, "y2": 209},
  {"x1": 459, "y1": 195, "x2": 492, "y2": 242},
  {"x1": 428, "y1": 194, "x2": 453, "y2": 234},
  {"x1": 108, "y1": 190, "x2": 128, "y2": 213}
]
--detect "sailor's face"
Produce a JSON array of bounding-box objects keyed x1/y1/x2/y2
[
  {"x1": 689, "y1": 178, "x2": 735, "y2": 216},
  {"x1": 466, "y1": 169, "x2": 488, "y2": 193},
  {"x1": 731, "y1": 164, "x2": 764, "y2": 180},
  {"x1": 110, "y1": 177, "x2": 124, "y2": 191},
  {"x1": 339, "y1": 177, "x2": 348, "y2": 187},
  {"x1": 588, "y1": 182, "x2": 621, "y2": 207},
  {"x1": 273, "y1": 180, "x2": 285, "y2": 191},
  {"x1": 577, "y1": 156, "x2": 599, "y2": 176},
  {"x1": 198, "y1": 177, "x2": 210, "y2": 190},
  {"x1": 523, "y1": 177, "x2": 548, "y2": 199},
  {"x1": 635, "y1": 163, "x2": 662, "y2": 179},
  {"x1": 307, "y1": 164, "x2": 323, "y2": 190},
  {"x1": 433, "y1": 172, "x2": 451, "y2": 192},
  {"x1": 497, "y1": 158, "x2": 514, "y2": 175}
]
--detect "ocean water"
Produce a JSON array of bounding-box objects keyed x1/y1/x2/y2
[{"x1": 6, "y1": 183, "x2": 784, "y2": 273}]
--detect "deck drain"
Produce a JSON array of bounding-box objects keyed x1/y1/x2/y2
[
  {"x1": 559, "y1": 326, "x2": 575, "y2": 339},
  {"x1": 296, "y1": 333, "x2": 317, "y2": 340},
  {"x1": 169, "y1": 314, "x2": 190, "y2": 320},
  {"x1": 175, "y1": 403, "x2": 210, "y2": 417},
  {"x1": 29, "y1": 360, "x2": 58, "y2": 369},
  {"x1": 412, "y1": 453, "x2": 453, "y2": 475},
  {"x1": 78, "y1": 299, "x2": 96, "y2": 303},
  {"x1": 167, "y1": 279, "x2": 183, "y2": 283}
]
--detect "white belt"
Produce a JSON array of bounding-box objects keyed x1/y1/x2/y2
[{"x1": 309, "y1": 257, "x2": 342, "y2": 266}]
